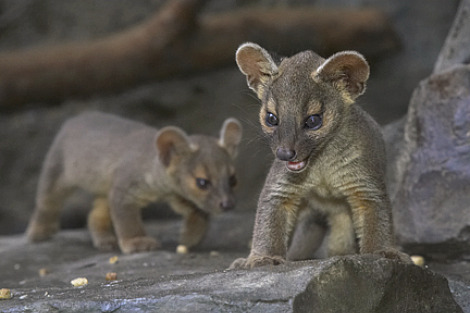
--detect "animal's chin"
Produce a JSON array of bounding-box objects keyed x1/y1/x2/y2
[
  {"x1": 285, "y1": 158, "x2": 309, "y2": 172},
  {"x1": 197, "y1": 207, "x2": 220, "y2": 217}
]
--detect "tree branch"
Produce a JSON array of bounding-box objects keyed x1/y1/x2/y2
[{"x1": 0, "y1": 3, "x2": 399, "y2": 109}]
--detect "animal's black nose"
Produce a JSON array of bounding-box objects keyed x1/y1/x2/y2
[
  {"x1": 220, "y1": 199, "x2": 235, "y2": 211},
  {"x1": 276, "y1": 148, "x2": 296, "y2": 161}
]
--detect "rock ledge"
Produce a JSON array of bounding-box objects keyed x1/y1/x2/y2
[{"x1": 0, "y1": 227, "x2": 463, "y2": 313}]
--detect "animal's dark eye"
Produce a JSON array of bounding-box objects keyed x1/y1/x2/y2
[
  {"x1": 265, "y1": 112, "x2": 279, "y2": 127},
  {"x1": 229, "y1": 175, "x2": 237, "y2": 188},
  {"x1": 305, "y1": 114, "x2": 323, "y2": 130},
  {"x1": 196, "y1": 178, "x2": 211, "y2": 190}
]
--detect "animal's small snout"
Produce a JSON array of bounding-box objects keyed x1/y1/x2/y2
[
  {"x1": 276, "y1": 148, "x2": 296, "y2": 161},
  {"x1": 220, "y1": 198, "x2": 235, "y2": 211}
]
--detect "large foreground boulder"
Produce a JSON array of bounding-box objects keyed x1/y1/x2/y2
[
  {"x1": 389, "y1": 66, "x2": 470, "y2": 258},
  {"x1": 387, "y1": 0, "x2": 470, "y2": 259},
  {"x1": 0, "y1": 222, "x2": 464, "y2": 313}
]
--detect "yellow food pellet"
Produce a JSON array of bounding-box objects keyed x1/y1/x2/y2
[
  {"x1": 0, "y1": 288, "x2": 12, "y2": 300},
  {"x1": 411, "y1": 255, "x2": 425, "y2": 267},
  {"x1": 39, "y1": 268, "x2": 49, "y2": 277},
  {"x1": 176, "y1": 245, "x2": 188, "y2": 254},
  {"x1": 70, "y1": 277, "x2": 88, "y2": 287},
  {"x1": 109, "y1": 256, "x2": 119, "y2": 264},
  {"x1": 210, "y1": 251, "x2": 220, "y2": 257},
  {"x1": 105, "y1": 272, "x2": 117, "y2": 281}
]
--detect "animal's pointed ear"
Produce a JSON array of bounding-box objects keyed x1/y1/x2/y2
[
  {"x1": 236, "y1": 42, "x2": 278, "y2": 98},
  {"x1": 219, "y1": 118, "x2": 243, "y2": 159},
  {"x1": 155, "y1": 127, "x2": 195, "y2": 168},
  {"x1": 313, "y1": 51, "x2": 369, "y2": 104}
]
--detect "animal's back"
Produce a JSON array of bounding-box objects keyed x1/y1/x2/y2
[
  {"x1": 346, "y1": 105, "x2": 387, "y2": 175},
  {"x1": 51, "y1": 112, "x2": 156, "y2": 194}
]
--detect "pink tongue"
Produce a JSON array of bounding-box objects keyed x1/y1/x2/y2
[{"x1": 287, "y1": 160, "x2": 306, "y2": 171}]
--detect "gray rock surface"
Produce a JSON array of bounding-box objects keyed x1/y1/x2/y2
[
  {"x1": 390, "y1": 66, "x2": 470, "y2": 258},
  {"x1": 387, "y1": 0, "x2": 470, "y2": 260},
  {"x1": 434, "y1": 0, "x2": 470, "y2": 73},
  {"x1": 0, "y1": 216, "x2": 465, "y2": 313}
]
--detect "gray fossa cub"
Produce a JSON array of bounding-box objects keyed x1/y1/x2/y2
[
  {"x1": 230, "y1": 43, "x2": 410, "y2": 269},
  {"x1": 26, "y1": 112, "x2": 242, "y2": 254}
]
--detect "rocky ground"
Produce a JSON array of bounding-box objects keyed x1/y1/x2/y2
[{"x1": 0, "y1": 213, "x2": 469, "y2": 312}]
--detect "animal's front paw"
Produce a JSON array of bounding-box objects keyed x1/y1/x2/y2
[
  {"x1": 92, "y1": 234, "x2": 118, "y2": 252},
  {"x1": 229, "y1": 257, "x2": 249, "y2": 269},
  {"x1": 119, "y1": 236, "x2": 161, "y2": 254},
  {"x1": 375, "y1": 247, "x2": 413, "y2": 264},
  {"x1": 26, "y1": 221, "x2": 59, "y2": 242},
  {"x1": 229, "y1": 254, "x2": 285, "y2": 269}
]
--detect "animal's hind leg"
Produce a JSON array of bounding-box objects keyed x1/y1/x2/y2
[
  {"x1": 88, "y1": 197, "x2": 117, "y2": 251},
  {"x1": 287, "y1": 210, "x2": 327, "y2": 261},
  {"x1": 326, "y1": 211, "x2": 357, "y2": 256},
  {"x1": 26, "y1": 165, "x2": 73, "y2": 242}
]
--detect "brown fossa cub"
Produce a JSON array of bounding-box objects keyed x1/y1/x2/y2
[
  {"x1": 230, "y1": 43, "x2": 410, "y2": 269},
  {"x1": 26, "y1": 112, "x2": 242, "y2": 254}
]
